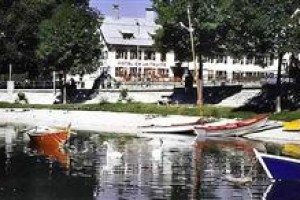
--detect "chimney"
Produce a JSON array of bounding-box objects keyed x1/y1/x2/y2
[
  {"x1": 112, "y1": 4, "x2": 120, "y2": 19},
  {"x1": 145, "y1": 7, "x2": 156, "y2": 22}
]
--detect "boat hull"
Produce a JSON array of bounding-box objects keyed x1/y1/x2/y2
[
  {"x1": 283, "y1": 119, "x2": 300, "y2": 131},
  {"x1": 195, "y1": 115, "x2": 268, "y2": 138},
  {"x1": 140, "y1": 125, "x2": 195, "y2": 133},
  {"x1": 28, "y1": 130, "x2": 70, "y2": 147},
  {"x1": 263, "y1": 181, "x2": 300, "y2": 200},
  {"x1": 254, "y1": 149, "x2": 300, "y2": 181}
]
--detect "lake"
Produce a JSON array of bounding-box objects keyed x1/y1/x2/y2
[{"x1": 0, "y1": 125, "x2": 292, "y2": 199}]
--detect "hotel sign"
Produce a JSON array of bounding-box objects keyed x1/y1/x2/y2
[{"x1": 116, "y1": 61, "x2": 166, "y2": 68}]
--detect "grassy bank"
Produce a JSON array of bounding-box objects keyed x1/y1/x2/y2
[{"x1": 0, "y1": 101, "x2": 297, "y2": 121}]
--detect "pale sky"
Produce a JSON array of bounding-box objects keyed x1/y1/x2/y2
[{"x1": 90, "y1": 0, "x2": 152, "y2": 17}]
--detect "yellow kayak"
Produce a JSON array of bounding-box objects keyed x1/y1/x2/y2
[
  {"x1": 283, "y1": 119, "x2": 300, "y2": 131},
  {"x1": 282, "y1": 143, "x2": 300, "y2": 158}
]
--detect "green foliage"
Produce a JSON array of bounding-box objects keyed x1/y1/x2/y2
[
  {"x1": 36, "y1": 2, "x2": 101, "y2": 75},
  {"x1": 225, "y1": 0, "x2": 300, "y2": 57},
  {"x1": 153, "y1": 0, "x2": 233, "y2": 61},
  {"x1": 0, "y1": 0, "x2": 58, "y2": 76},
  {"x1": 0, "y1": 0, "x2": 98, "y2": 78}
]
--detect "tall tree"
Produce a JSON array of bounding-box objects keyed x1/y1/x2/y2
[
  {"x1": 0, "y1": 0, "x2": 58, "y2": 78},
  {"x1": 36, "y1": 2, "x2": 102, "y2": 103},
  {"x1": 153, "y1": 0, "x2": 233, "y2": 107},
  {"x1": 225, "y1": 0, "x2": 300, "y2": 112},
  {"x1": 0, "y1": 0, "x2": 90, "y2": 78}
]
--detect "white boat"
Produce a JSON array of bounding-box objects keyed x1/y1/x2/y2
[
  {"x1": 139, "y1": 124, "x2": 196, "y2": 133},
  {"x1": 194, "y1": 114, "x2": 269, "y2": 138},
  {"x1": 139, "y1": 118, "x2": 209, "y2": 134}
]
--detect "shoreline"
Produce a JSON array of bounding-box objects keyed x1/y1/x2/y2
[
  {"x1": 1, "y1": 108, "x2": 300, "y2": 144},
  {"x1": 0, "y1": 108, "x2": 200, "y2": 134}
]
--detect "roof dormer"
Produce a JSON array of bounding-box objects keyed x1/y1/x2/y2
[{"x1": 119, "y1": 30, "x2": 134, "y2": 39}]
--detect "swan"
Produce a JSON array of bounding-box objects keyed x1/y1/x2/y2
[
  {"x1": 103, "y1": 141, "x2": 123, "y2": 159},
  {"x1": 151, "y1": 138, "x2": 163, "y2": 161},
  {"x1": 101, "y1": 141, "x2": 123, "y2": 172}
]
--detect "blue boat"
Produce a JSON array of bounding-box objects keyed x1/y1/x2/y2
[
  {"x1": 263, "y1": 181, "x2": 300, "y2": 200},
  {"x1": 254, "y1": 149, "x2": 300, "y2": 181}
]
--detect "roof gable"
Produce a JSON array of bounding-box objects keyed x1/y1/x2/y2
[{"x1": 101, "y1": 16, "x2": 159, "y2": 46}]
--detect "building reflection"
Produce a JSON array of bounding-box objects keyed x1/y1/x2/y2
[{"x1": 0, "y1": 126, "x2": 273, "y2": 199}]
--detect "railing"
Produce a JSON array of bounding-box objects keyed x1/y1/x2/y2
[{"x1": 0, "y1": 81, "x2": 56, "y2": 89}]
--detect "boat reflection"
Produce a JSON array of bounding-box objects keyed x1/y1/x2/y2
[
  {"x1": 263, "y1": 181, "x2": 300, "y2": 200},
  {"x1": 192, "y1": 137, "x2": 268, "y2": 200},
  {"x1": 29, "y1": 142, "x2": 70, "y2": 169}
]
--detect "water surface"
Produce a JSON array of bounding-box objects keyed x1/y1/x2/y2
[{"x1": 0, "y1": 125, "x2": 291, "y2": 199}]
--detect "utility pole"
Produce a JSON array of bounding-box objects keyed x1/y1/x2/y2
[{"x1": 187, "y1": 5, "x2": 203, "y2": 107}]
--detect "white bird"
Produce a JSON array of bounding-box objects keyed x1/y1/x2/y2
[
  {"x1": 151, "y1": 138, "x2": 163, "y2": 162},
  {"x1": 103, "y1": 141, "x2": 123, "y2": 159},
  {"x1": 102, "y1": 141, "x2": 123, "y2": 172}
]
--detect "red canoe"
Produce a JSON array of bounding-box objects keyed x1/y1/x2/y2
[
  {"x1": 194, "y1": 114, "x2": 269, "y2": 138},
  {"x1": 27, "y1": 124, "x2": 71, "y2": 147}
]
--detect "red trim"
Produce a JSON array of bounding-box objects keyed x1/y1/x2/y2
[{"x1": 195, "y1": 114, "x2": 268, "y2": 131}]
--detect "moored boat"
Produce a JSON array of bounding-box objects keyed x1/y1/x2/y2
[
  {"x1": 139, "y1": 118, "x2": 210, "y2": 134},
  {"x1": 194, "y1": 114, "x2": 269, "y2": 138},
  {"x1": 254, "y1": 148, "x2": 300, "y2": 181},
  {"x1": 263, "y1": 181, "x2": 300, "y2": 200},
  {"x1": 283, "y1": 119, "x2": 300, "y2": 131},
  {"x1": 27, "y1": 124, "x2": 71, "y2": 147}
]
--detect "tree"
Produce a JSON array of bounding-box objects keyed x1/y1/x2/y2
[
  {"x1": 225, "y1": 0, "x2": 300, "y2": 112},
  {"x1": 153, "y1": 0, "x2": 233, "y2": 108},
  {"x1": 0, "y1": 0, "x2": 91, "y2": 79},
  {"x1": 154, "y1": 0, "x2": 300, "y2": 112},
  {"x1": 0, "y1": 0, "x2": 59, "y2": 78},
  {"x1": 36, "y1": 2, "x2": 102, "y2": 103}
]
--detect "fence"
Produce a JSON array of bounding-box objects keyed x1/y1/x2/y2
[{"x1": 0, "y1": 81, "x2": 56, "y2": 89}]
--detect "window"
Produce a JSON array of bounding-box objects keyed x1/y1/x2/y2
[
  {"x1": 130, "y1": 50, "x2": 137, "y2": 60},
  {"x1": 246, "y1": 56, "x2": 254, "y2": 64},
  {"x1": 122, "y1": 33, "x2": 134, "y2": 40},
  {"x1": 207, "y1": 70, "x2": 214, "y2": 80},
  {"x1": 115, "y1": 67, "x2": 125, "y2": 77},
  {"x1": 144, "y1": 50, "x2": 155, "y2": 60},
  {"x1": 116, "y1": 49, "x2": 128, "y2": 59},
  {"x1": 233, "y1": 58, "x2": 243, "y2": 64},
  {"x1": 160, "y1": 52, "x2": 166, "y2": 61},
  {"x1": 215, "y1": 55, "x2": 227, "y2": 64}
]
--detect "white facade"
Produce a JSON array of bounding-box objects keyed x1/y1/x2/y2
[
  {"x1": 99, "y1": 7, "x2": 175, "y2": 84},
  {"x1": 182, "y1": 54, "x2": 290, "y2": 84}
]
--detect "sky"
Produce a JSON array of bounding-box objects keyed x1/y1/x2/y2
[{"x1": 89, "y1": 0, "x2": 152, "y2": 17}]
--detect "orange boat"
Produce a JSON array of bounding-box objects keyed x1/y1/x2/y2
[{"x1": 27, "y1": 124, "x2": 71, "y2": 147}]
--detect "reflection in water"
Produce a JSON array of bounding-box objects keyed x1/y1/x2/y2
[
  {"x1": 29, "y1": 142, "x2": 70, "y2": 169},
  {"x1": 263, "y1": 181, "x2": 300, "y2": 200},
  {"x1": 0, "y1": 125, "x2": 283, "y2": 199}
]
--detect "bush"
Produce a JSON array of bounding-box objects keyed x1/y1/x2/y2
[
  {"x1": 15, "y1": 92, "x2": 29, "y2": 104},
  {"x1": 119, "y1": 88, "x2": 128, "y2": 100}
]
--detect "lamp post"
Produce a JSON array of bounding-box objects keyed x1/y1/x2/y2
[{"x1": 180, "y1": 5, "x2": 203, "y2": 107}]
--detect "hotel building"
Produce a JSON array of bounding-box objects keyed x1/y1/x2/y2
[
  {"x1": 98, "y1": 6, "x2": 175, "y2": 85},
  {"x1": 86, "y1": 5, "x2": 289, "y2": 89}
]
